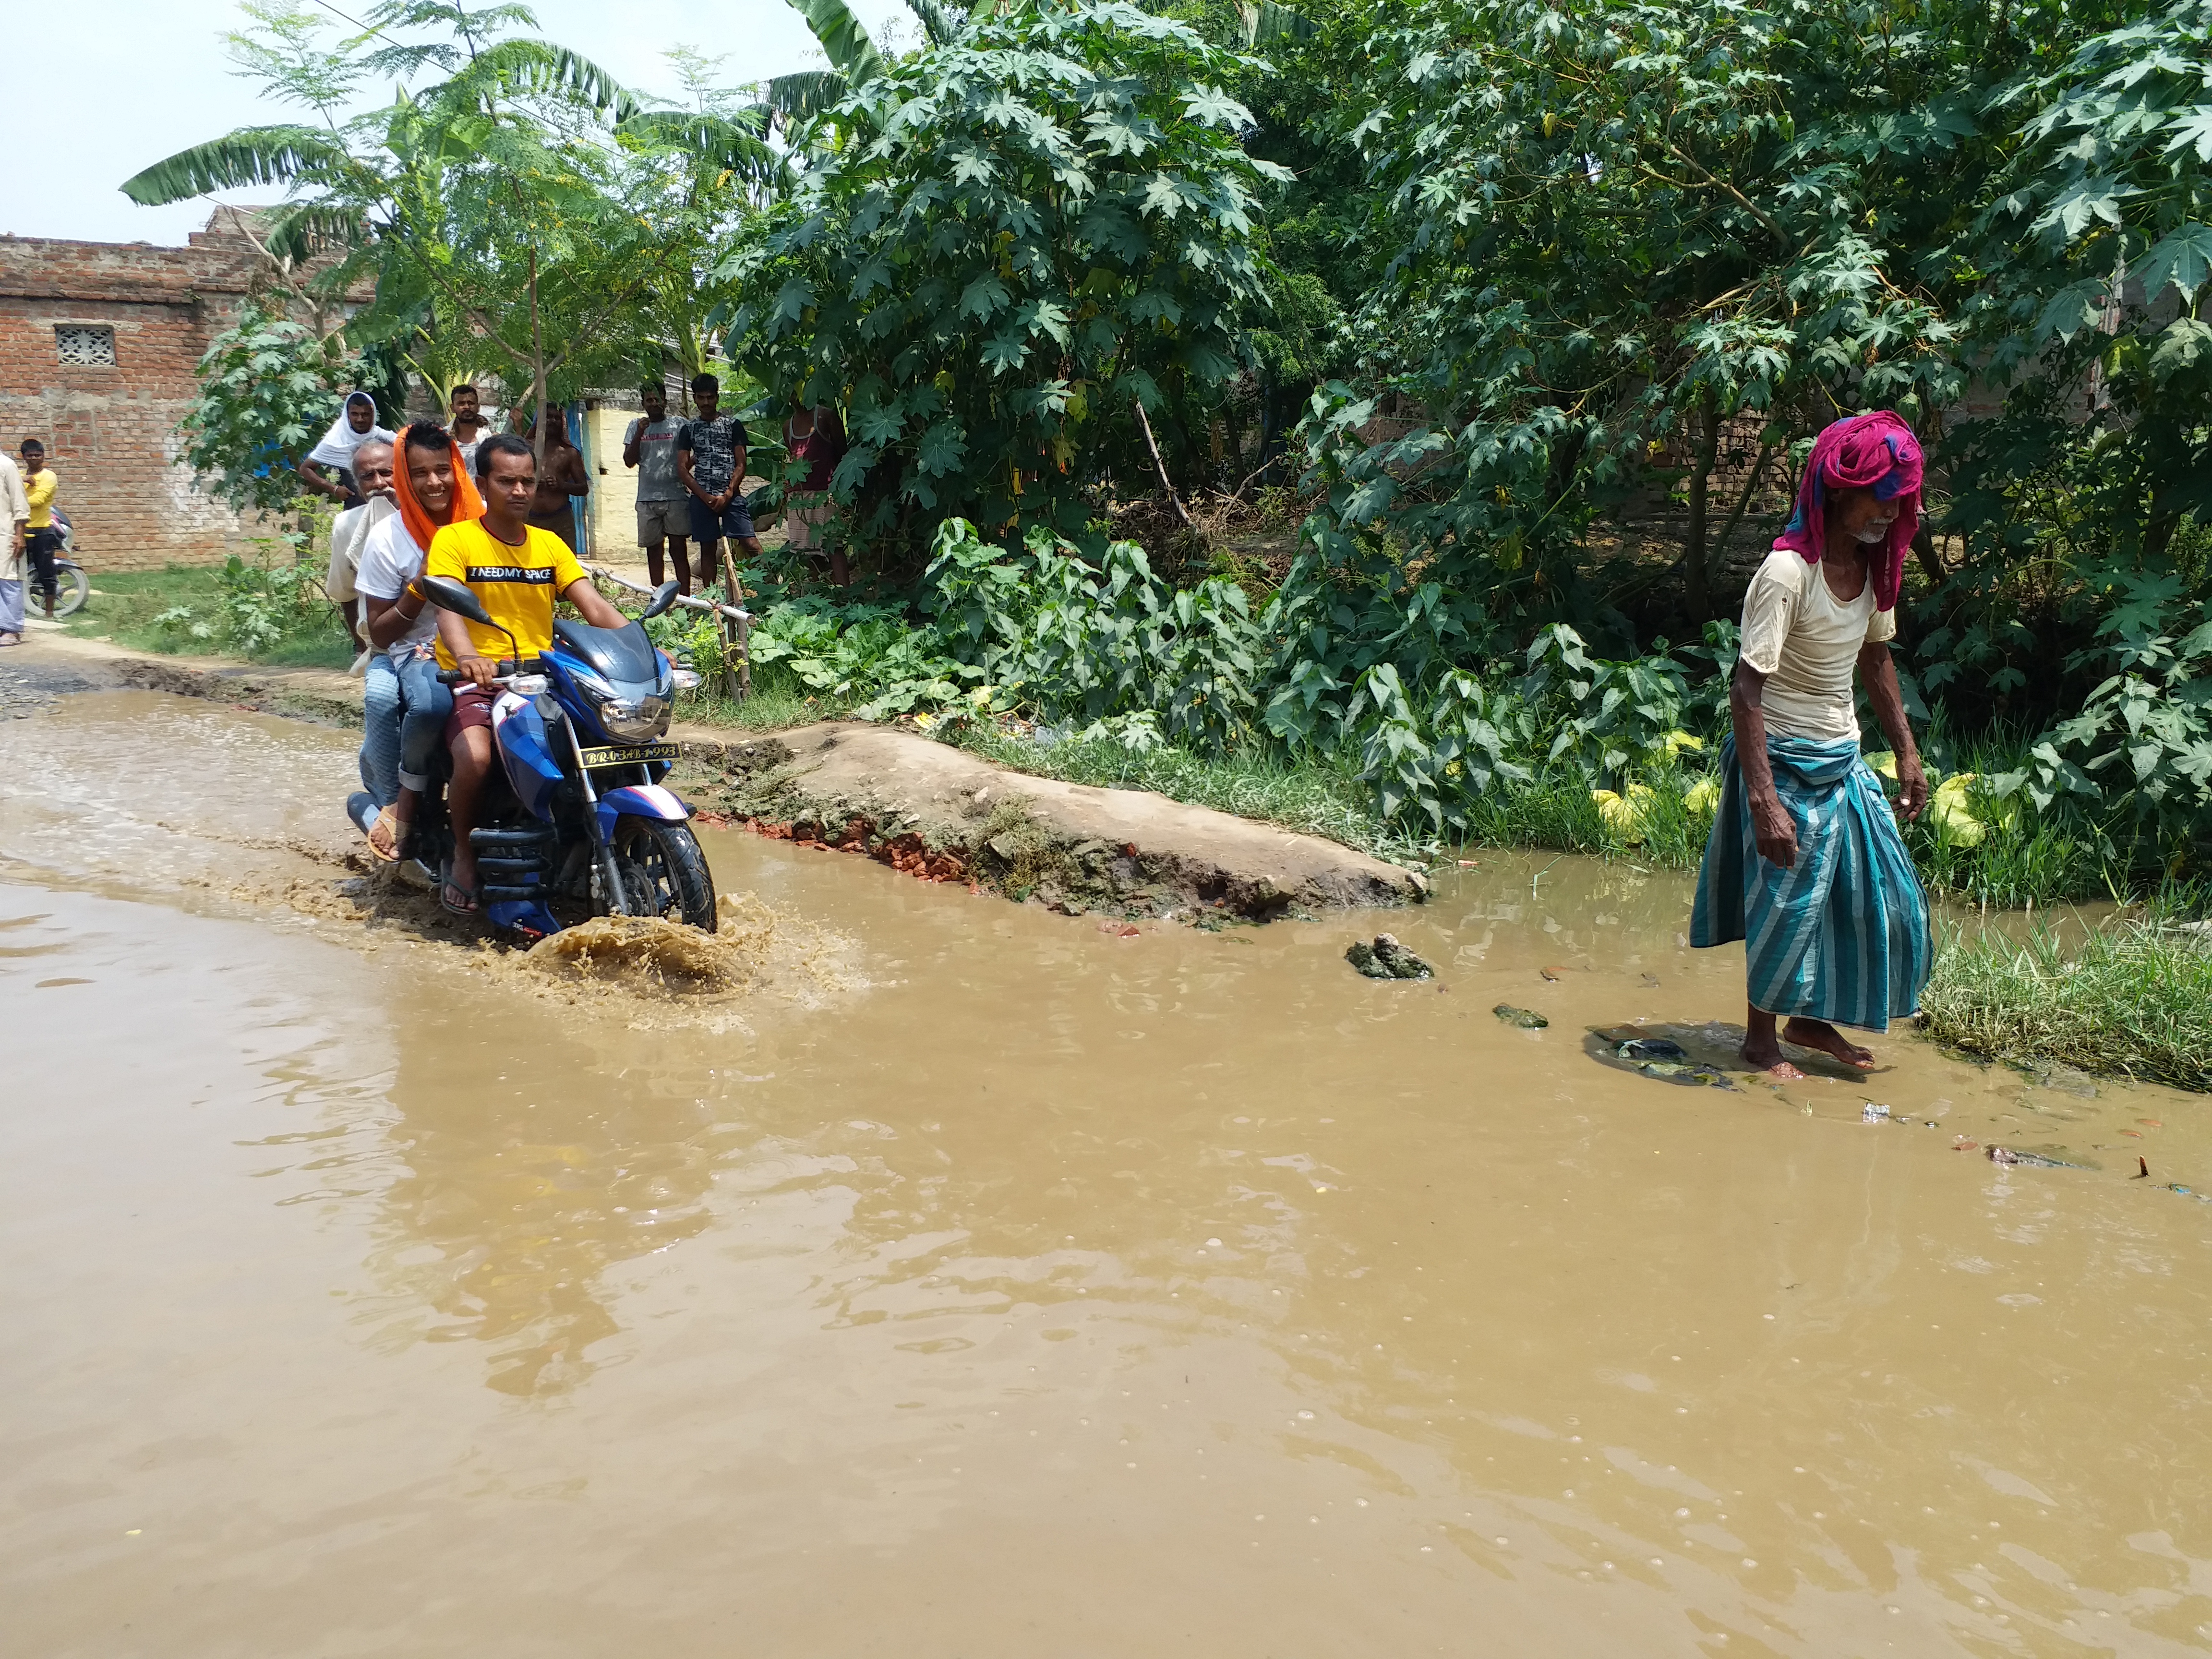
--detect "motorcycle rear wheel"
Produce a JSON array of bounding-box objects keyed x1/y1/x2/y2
[
  {"x1": 47, "y1": 562, "x2": 89, "y2": 620},
  {"x1": 610, "y1": 816, "x2": 717, "y2": 932}
]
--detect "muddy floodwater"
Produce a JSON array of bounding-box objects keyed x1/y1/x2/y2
[{"x1": 5, "y1": 690, "x2": 2211, "y2": 1657}]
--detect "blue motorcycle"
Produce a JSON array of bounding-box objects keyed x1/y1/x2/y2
[{"x1": 348, "y1": 576, "x2": 718, "y2": 937}]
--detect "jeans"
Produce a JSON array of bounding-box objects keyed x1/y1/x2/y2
[
  {"x1": 0, "y1": 578, "x2": 21, "y2": 635},
  {"x1": 396, "y1": 649, "x2": 454, "y2": 793},
  {"x1": 360, "y1": 652, "x2": 402, "y2": 807}
]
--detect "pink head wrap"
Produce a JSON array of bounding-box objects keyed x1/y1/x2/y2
[{"x1": 1774, "y1": 411, "x2": 1923, "y2": 612}]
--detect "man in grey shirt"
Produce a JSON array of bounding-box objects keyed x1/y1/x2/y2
[{"x1": 625, "y1": 381, "x2": 692, "y2": 594}]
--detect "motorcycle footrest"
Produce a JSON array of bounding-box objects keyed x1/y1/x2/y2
[
  {"x1": 481, "y1": 883, "x2": 550, "y2": 902},
  {"x1": 474, "y1": 855, "x2": 546, "y2": 878}
]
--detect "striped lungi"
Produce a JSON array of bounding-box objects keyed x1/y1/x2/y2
[{"x1": 1690, "y1": 733, "x2": 1932, "y2": 1032}]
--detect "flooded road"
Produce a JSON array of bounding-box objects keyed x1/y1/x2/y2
[{"x1": 5, "y1": 690, "x2": 2211, "y2": 1657}]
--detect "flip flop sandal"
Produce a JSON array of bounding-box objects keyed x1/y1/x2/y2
[
  {"x1": 365, "y1": 806, "x2": 406, "y2": 864},
  {"x1": 438, "y1": 864, "x2": 481, "y2": 917}
]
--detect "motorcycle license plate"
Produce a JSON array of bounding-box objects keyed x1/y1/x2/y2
[{"x1": 576, "y1": 742, "x2": 682, "y2": 768}]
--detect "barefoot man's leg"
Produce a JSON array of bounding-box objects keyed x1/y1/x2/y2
[
  {"x1": 1740, "y1": 1006, "x2": 1806, "y2": 1080},
  {"x1": 446, "y1": 724, "x2": 493, "y2": 907}
]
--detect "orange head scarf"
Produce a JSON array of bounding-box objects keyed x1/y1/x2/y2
[{"x1": 393, "y1": 421, "x2": 485, "y2": 553}]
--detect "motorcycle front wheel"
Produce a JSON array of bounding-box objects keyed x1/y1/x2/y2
[{"x1": 609, "y1": 816, "x2": 718, "y2": 931}]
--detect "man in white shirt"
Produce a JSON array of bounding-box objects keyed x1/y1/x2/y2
[
  {"x1": 325, "y1": 438, "x2": 396, "y2": 664},
  {"x1": 0, "y1": 446, "x2": 27, "y2": 647}
]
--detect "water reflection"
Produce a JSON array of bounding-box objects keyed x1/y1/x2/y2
[{"x1": 348, "y1": 1004, "x2": 721, "y2": 1395}]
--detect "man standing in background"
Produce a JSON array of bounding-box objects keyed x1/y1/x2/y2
[
  {"x1": 676, "y1": 373, "x2": 762, "y2": 593},
  {"x1": 324, "y1": 436, "x2": 397, "y2": 664},
  {"x1": 625, "y1": 381, "x2": 692, "y2": 594},
  {"x1": 20, "y1": 440, "x2": 60, "y2": 621},
  {"x1": 0, "y1": 442, "x2": 27, "y2": 647},
  {"x1": 449, "y1": 384, "x2": 490, "y2": 475}
]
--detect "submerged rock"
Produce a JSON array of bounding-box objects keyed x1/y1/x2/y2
[
  {"x1": 1347, "y1": 934, "x2": 1433, "y2": 980},
  {"x1": 1986, "y1": 1145, "x2": 2091, "y2": 1169},
  {"x1": 1493, "y1": 1003, "x2": 1548, "y2": 1028}
]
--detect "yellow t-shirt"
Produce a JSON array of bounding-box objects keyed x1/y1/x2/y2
[
  {"x1": 423, "y1": 518, "x2": 586, "y2": 669},
  {"x1": 24, "y1": 469, "x2": 56, "y2": 530}
]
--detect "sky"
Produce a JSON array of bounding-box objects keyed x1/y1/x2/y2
[{"x1": 0, "y1": 0, "x2": 916, "y2": 247}]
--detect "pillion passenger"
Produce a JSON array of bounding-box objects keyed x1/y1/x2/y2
[
  {"x1": 325, "y1": 435, "x2": 396, "y2": 660},
  {"x1": 427, "y1": 434, "x2": 631, "y2": 916},
  {"x1": 354, "y1": 422, "x2": 486, "y2": 863}
]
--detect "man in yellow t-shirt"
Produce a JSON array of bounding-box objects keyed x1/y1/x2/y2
[
  {"x1": 20, "y1": 440, "x2": 60, "y2": 620},
  {"x1": 423, "y1": 433, "x2": 630, "y2": 915}
]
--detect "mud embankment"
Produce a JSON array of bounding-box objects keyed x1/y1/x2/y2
[{"x1": 679, "y1": 723, "x2": 1423, "y2": 924}]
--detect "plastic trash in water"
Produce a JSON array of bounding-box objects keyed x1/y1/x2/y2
[{"x1": 1862, "y1": 1102, "x2": 1892, "y2": 1123}]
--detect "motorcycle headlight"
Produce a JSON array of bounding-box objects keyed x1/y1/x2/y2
[{"x1": 575, "y1": 681, "x2": 668, "y2": 747}]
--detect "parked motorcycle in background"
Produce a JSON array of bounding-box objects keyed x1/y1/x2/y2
[{"x1": 42, "y1": 510, "x2": 91, "y2": 620}]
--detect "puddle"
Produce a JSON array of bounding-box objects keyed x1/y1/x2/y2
[{"x1": 4, "y1": 689, "x2": 2212, "y2": 1657}]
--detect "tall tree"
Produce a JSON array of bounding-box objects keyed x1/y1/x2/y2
[{"x1": 121, "y1": 0, "x2": 747, "y2": 461}]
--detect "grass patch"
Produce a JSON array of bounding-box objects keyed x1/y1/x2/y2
[
  {"x1": 669, "y1": 662, "x2": 859, "y2": 733},
  {"x1": 1921, "y1": 919, "x2": 2212, "y2": 1092},
  {"x1": 60, "y1": 565, "x2": 224, "y2": 652},
  {"x1": 950, "y1": 726, "x2": 1435, "y2": 865},
  {"x1": 61, "y1": 562, "x2": 354, "y2": 670}
]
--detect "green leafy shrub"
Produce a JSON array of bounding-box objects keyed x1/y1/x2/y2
[
  {"x1": 179, "y1": 294, "x2": 364, "y2": 517},
  {"x1": 721, "y1": 0, "x2": 1283, "y2": 552}
]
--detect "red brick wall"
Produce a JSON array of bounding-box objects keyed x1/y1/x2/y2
[{"x1": 0, "y1": 217, "x2": 302, "y2": 572}]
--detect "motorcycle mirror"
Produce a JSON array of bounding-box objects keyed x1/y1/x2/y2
[
  {"x1": 640, "y1": 579, "x2": 680, "y2": 621},
  {"x1": 418, "y1": 576, "x2": 493, "y2": 627}
]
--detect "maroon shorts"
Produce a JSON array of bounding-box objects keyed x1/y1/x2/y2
[{"x1": 444, "y1": 684, "x2": 498, "y2": 745}]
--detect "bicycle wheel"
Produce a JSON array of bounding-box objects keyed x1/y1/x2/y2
[{"x1": 49, "y1": 563, "x2": 90, "y2": 620}]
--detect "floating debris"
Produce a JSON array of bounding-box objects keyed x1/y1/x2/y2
[
  {"x1": 1862, "y1": 1102, "x2": 1893, "y2": 1123},
  {"x1": 1493, "y1": 1003, "x2": 1548, "y2": 1028},
  {"x1": 1986, "y1": 1146, "x2": 2088, "y2": 1170},
  {"x1": 1617, "y1": 1038, "x2": 1688, "y2": 1063},
  {"x1": 1635, "y1": 1059, "x2": 1736, "y2": 1089}
]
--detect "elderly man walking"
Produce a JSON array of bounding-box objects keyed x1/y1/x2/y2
[{"x1": 1692, "y1": 411, "x2": 1934, "y2": 1080}]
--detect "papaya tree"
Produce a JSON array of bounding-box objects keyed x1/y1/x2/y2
[{"x1": 719, "y1": 0, "x2": 1286, "y2": 553}]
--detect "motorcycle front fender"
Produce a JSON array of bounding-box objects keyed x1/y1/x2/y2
[{"x1": 593, "y1": 783, "x2": 690, "y2": 844}]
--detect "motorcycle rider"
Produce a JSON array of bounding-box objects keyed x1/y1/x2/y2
[
  {"x1": 428, "y1": 433, "x2": 630, "y2": 916},
  {"x1": 356, "y1": 422, "x2": 485, "y2": 862}
]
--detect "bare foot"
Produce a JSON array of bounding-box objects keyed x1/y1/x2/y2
[
  {"x1": 1782, "y1": 1018, "x2": 1876, "y2": 1070},
  {"x1": 1740, "y1": 1037, "x2": 1806, "y2": 1081}
]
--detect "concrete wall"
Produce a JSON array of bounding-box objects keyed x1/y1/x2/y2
[{"x1": 0, "y1": 213, "x2": 315, "y2": 572}]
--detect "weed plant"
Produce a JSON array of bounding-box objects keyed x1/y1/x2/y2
[{"x1": 1921, "y1": 910, "x2": 2212, "y2": 1092}]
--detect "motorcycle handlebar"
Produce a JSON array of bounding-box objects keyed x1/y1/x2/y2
[{"x1": 435, "y1": 657, "x2": 532, "y2": 687}]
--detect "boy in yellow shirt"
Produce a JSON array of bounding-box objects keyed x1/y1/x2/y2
[
  {"x1": 20, "y1": 440, "x2": 59, "y2": 620},
  {"x1": 421, "y1": 433, "x2": 630, "y2": 915}
]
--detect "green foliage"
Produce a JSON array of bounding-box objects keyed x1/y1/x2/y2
[
  {"x1": 1921, "y1": 909, "x2": 2212, "y2": 1091},
  {"x1": 1995, "y1": 577, "x2": 2212, "y2": 859},
  {"x1": 179, "y1": 293, "x2": 362, "y2": 515},
  {"x1": 144, "y1": 541, "x2": 349, "y2": 664},
  {"x1": 721, "y1": 0, "x2": 1284, "y2": 552},
  {"x1": 127, "y1": 1, "x2": 726, "y2": 439}
]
